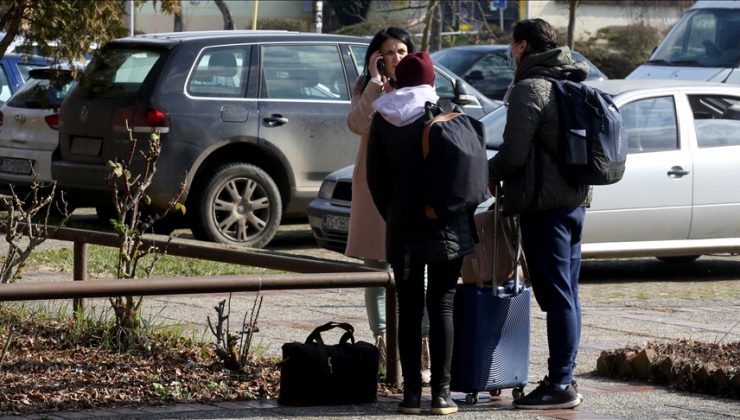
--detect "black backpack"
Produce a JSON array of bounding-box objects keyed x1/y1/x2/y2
[
  {"x1": 421, "y1": 102, "x2": 490, "y2": 219},
  {"x1": 548, "y1": 79, "x2": 628, "y2": 185}
]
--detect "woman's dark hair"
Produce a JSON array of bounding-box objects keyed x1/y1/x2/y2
[
  {"x1": 512, "y1": 18, "x2": 558, "y2": 55},
  {"x1": 358, "y1": 27, "x2": 416, "y2": 91}
]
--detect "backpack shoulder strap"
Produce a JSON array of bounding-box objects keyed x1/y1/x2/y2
[{"x1": 422, "y1": 112, "x2": 463, "y2": 159}]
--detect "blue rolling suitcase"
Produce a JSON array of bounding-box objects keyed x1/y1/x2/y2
[
  {"x1": 451, "y1": 282, "x2": 530, "y2": 403},
  {"x1": 451, "y1": 188, "x2": 530, "y2": 404}
]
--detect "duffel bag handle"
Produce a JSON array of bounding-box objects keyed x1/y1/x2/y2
[
  {"x1": 305, "y1": 321, "x2": 355, "y2": 346},
  {"x1": 339, "y1": 330, "x2": 356, "y2": 345}
]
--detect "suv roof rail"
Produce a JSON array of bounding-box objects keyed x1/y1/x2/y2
[{"x1": 135, "y1": 30, "x2": 294, "y2": 39}]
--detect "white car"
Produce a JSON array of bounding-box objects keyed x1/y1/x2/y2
[
  {"x1": 0, "y1": 67, "x2": 75, "y2": 192},
  {"x1": 308, "y1": 79, "x2": 740, "y2": 262}
]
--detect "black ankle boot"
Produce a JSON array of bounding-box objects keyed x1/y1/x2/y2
[
  {"x1": 431, "y1": 385, "x2": 458, "y2": 415},
  {"x1": 398, "y1": 387, "x2": 422, "y2": 415}
]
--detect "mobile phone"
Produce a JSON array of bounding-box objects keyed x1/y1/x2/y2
[{"x1": 376, "y1": 60, "x2": 385, "y2": 75}]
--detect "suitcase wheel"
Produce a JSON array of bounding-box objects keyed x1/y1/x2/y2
[
  {"x1": 465, "y1": 393, "x2": 478, "y2": 404},
  {"x1": 512, "y1": 387, "x2": 525, "y2": 399},
  {"x1": 489, "y1": 389, "x2": 501, "y2": 397}
]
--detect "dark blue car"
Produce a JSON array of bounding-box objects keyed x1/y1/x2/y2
[
  {"x1": 431, "y1": 45, "x2": 607, "y2": 101},
  {"x1": 0, "y1": 53, "x2": 53, "y2": 104}
]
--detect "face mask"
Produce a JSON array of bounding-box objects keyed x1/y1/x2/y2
[{"x1": 508, "y1": 41, "x2": 523, "y2": 68}]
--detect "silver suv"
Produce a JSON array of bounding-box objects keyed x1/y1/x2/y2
[{"x1": 53, "y1": 31, "x2": 498, "y2": 247}]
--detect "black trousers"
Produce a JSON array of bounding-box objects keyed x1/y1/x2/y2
[{"x1": 392, "y1": 256, "x2": 463, "y2": 391}]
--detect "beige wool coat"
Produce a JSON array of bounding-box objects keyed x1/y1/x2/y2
[{"x1": 345, "y1": 78, "x2": 387, "y2": 261}]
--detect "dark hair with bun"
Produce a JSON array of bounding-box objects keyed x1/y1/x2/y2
[{"x1": 512, "y1": 18, "x2": 558, "y2": 54}]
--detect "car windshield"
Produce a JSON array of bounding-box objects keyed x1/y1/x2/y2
[
  {"x1": 77, "y1": 47, "x2": 162, "y2": 97},
  {"x1": 431, "y1": 49, "x2": 486, "y2": 75},
  {"x1": 650, "y1": 7, "x2": 740, "y2": 68},
  {"x1": 7, "y1": 72, "x2": 75, "y2": 109}
]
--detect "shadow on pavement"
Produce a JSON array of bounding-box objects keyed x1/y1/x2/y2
[{"x1": 580, "y1": 255, "x2": 740, "y2": 283}]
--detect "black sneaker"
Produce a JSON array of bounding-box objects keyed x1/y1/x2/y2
[
  {"x1": 398, "y1": 387, "x2": 421, "y2": 415},
  {"x1": 431, "y1": 386, "x2": 458, "y2": 415},
  {"x1": 512, "y1": 376, "x2": 581, "y2": 410},
  {"x1": 571, "y1": 379, "x2": 584, "y2": 401}
]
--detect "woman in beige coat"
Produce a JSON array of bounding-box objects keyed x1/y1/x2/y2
[
  {"x1": 347, "y1": 27, "x2": 415, "y2": 262},
  {"x1": 346, "y1": 29, "x2": 429, "y2": 379}
]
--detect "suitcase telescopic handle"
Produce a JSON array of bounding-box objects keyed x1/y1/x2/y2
[
  {"x1": 513, "y1": 226, "x2": 521, "y2": 295},
  {"x1": 492, "y1": 184, "x2": 501, "y2": 295},
  {"x1": 491, "y1": 184, "x2": 522, "y2": 297}
]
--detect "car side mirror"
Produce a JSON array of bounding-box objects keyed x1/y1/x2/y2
[
  {"x1": 465, "y1": 70, "x2": 484, "y2": 82},
  {"x1": 453, "y1": 79, "x2": 478, "y2": 106}
]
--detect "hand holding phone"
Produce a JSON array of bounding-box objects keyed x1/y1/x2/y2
[
  {"x1": 376, "y1": 59, "x2": 385, "y2": 75},
  {"x1": 369, "y1": 51, "x2": 384, "y2": 79}
]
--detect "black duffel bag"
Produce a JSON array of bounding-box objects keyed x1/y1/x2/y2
[{"x1": 278, "y1": 321, "x2": 379, "y2": 406}]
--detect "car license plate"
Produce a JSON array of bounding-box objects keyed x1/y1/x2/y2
[
  {"x1": 70, "y1": 136, "x2": 102, "y2": 156},
  {"x1": 0, "y1": 157, "x2": 32, "y2": 175},
  {"x1": 324, "y1": 214, "x2": 349, "y2": 233}
]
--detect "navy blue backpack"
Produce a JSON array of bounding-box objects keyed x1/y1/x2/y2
[
  {"x1": 421, "y1": 102, "x2": 489, "y2": 219},
  {"x1": 549, "y1": 79, "x2": 628, "y2": 185}
]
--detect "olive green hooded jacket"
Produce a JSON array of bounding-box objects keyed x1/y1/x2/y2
[{"x1": 488, "y1": 47, "x2": 591, "y2": 214}]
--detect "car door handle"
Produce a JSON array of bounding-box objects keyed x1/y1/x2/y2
[
  {"x1": 667, "y1": 166, "x2": 690, "y2": 178},
  {"x1": 263, "y1": 114, "x2": 289, "y2": 127}
]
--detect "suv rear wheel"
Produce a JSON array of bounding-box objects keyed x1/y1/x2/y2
[{"x1": 191, "y1": 163, "x2": 282, "y2": 248}]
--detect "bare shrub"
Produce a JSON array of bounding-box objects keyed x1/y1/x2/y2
[
  {"x1": 208, "y1": 293, "x2": 263, "y2": 373},
  {"x1": 105, "y1": 125, "x2": 186, "y2": 341},
  {"x1": 0, "y1": 181, "x2": 69, "y2": 284}
]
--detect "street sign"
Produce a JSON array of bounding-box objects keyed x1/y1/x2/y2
[{"x1": 490, "y1": 0, "x2": 506, "y2": 10}]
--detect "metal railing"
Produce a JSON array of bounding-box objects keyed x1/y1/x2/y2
[{"x1": 0, "y1": 225, "x2": 400, "y2": 386}]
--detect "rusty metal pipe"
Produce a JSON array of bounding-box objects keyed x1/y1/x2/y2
[
  {"x1": 44, "y1": 226, "x2": 375, "y2": 274},
  {"x1": 0, "y1": 271, "x2": 393, "y2": 301},
  {"x1": 73, "y1": 241, "x2": 87, "y2": 314}
]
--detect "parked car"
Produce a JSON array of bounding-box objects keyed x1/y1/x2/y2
[
  {"x1": 0, "y1": 53, "x2": 53, "y2": 105},
  {"x1": 431, "y1": 45, "x2": 607, "y2": 100},
  {"x1": 52, "y1": 31, "x2": 499, "y2": 248},
  {"x1": 628, "y1": 0, "x2": 740, "y2": 84},
  {"x1": 308, "y1": 79, "x2": 740, "y2": 262},
  {"x1": 0, "y1": 67, "x2": 76, "y2": 192}
]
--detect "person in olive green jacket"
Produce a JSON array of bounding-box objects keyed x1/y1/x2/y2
[{"x1": 488, "y1": 18, "x2": 590, "y2": 410}]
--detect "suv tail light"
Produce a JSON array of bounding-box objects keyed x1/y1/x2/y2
[
  {"x1": 45, "y1": 114, "x2": 60, "y2": 130},
  {"x1": 146, "y1": 108, "x2": 166, "y2": 126},
  {"x1": 113, "y1": 106, "x2": 169, "y2": 133}
]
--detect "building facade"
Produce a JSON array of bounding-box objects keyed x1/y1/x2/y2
[{"x1": 131, "y1": 0, "x2": 316, "y2": 33}]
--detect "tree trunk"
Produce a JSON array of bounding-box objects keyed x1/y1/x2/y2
[
  {"x1": 567, "y1": 0, "x2": 579, "y2": 50},
  {"x1": 215, "y1": 0, "x2": 234, "y2": 30},
  {"x1": 431, "y1": 1, "x2": 442, "y2": 52},
  {"x1": 0, "y1": 0, "x2": 27, "y2": 60},
  {"x1": 173, "y1": 1, "x2": 183, "y2": 32},
  {"x1": 421, "y1": 0, "x2": 439, "y2": 52}
]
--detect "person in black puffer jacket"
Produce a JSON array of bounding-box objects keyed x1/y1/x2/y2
[
  {"x1": 489, "y1": 18, "x2": 589, "y2": 410},
  {"x1": 367, "y1": 52, "x2": 473, "y2": 416}
]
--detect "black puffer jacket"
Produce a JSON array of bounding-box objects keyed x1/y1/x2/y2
[
  {"x1": 489, "y1": 47, "x2": 590, "y2": 214},
  {"x1": 366, "y1": 87, "x2": 474, "y2": 266}
]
